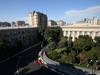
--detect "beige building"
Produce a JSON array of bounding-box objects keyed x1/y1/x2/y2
[
  {"x1": 56, "y1": 20, "x2": 66, "y2": 25},
  {"x1": 28, "y1": 11, "x2": 47, "y2": 27},
  {"x1": 98, "y1": 20, "x2": 100, "y2": 25},
  {"x1": 48, "y1": 20, "x2": 66, "y2": 26},
  {"x1": 61, "y1": 25, "x2": 100, "y2": 41},
  {"x1": 0, "y1": 27, "x2": 38, "y2": 47},
  {"x1": 91, "y1": 18, "x2": 100, "y2": 25},
  {"x1": 16, "y1": 21, "x2": 25, "y2": 26},
  {"x1": 48, "y1": 20, "x2": 57, "y2": 26}
]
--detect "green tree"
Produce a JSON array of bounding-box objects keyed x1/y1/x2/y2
[
  {"x1": 47, "y1": 42, "x2": 57, "y2": 51},
  {"x1": 73, "y1": 35, "x2": 93, "y2": 54},
  {"x1": 68, "y1": 50, "x2": 76, "y2": 64},
  {"x1": 44, "y1": 27, "x2": 63, "y2": 43},
  {"x1": 0, "y1": 38, "x2": 11, "y2": 58},
  {"x1": 95, "y1": 36, "x2": 100, "y2": 47},
  {"x1": 37, "y1": 26, "x2": 45, "y2": 41},
  {"x1": 57, "y1": 36, "x2": 68, "y2": 49},
  {"x1": 84, "y1": 47, "x2": 100, "y2": 67},
  {"x1": 47, "y1": 50, "x2": 61, "y2": 60},
  {"x1": 90, "y1": 47, "x2": 100, "y2": 61},
  {"x1": 59, "y1": 54, "x2": 67, "y2": 63},
  {"x1": 67, "y1": 39, "x2": 73, "y2": 51},
  {"x1": 55, "y1": 48, "x2": 67, "y2": 53}
]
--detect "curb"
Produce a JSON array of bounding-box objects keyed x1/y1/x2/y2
[{"x1": 38, "y1": 50, "x2": 64, "y2": 75}]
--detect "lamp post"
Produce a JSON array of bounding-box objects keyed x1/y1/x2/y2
[
  {"x1": 90, "y1": 60, "x2": 93, "y2": 74},
  {"x1": 96, "y1": 60, "x2": 98, "y2": 70}
]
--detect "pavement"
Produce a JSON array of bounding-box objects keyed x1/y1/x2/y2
[{"x1": 0, "y1": 42, "x2": 60, "y2": 75}]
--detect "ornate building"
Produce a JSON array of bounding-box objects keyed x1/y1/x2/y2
[{"x1": 61, "y1": 25, "x2": 100, "y2": 41}]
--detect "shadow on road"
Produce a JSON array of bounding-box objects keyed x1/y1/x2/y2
[
  {"x1": 47, "y1": 63, "x2": 96, "y2": 75},
  {"x1": 18, "y1": 45, "x2": 41, "y2": 68},
  {"x1": 15, "y1": 67, "x2": 60, "y2": 75}
]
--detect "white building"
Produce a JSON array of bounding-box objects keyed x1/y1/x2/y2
[
  {"x1": 73, "y1": 21, "x2": 90, "y2": 26},
  {"x1": 61, "y1": 25, "x2": 100, "y2": 41}
]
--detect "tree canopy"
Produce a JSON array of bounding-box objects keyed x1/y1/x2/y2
[
  {"x1": 73, "y1": 35, "x2": 93, "y2": 54},
  {"x1": 37, "y1": 26, "x2": 45, "y2": 41},
  {"x1": 44, "y1": 27, "x2": 63, "y2": 42},
  {"x1": 95, "y1": 36, "x2": 100, "y2": 47},
  {"x1": 57, "y1": 36, "x2": 68, "y2": 49}
]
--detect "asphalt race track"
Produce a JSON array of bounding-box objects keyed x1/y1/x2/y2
[{"x1": 0, "y1": 43, "x2": 60, "y2": 75}]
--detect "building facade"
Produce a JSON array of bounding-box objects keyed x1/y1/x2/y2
[
  {"x1": 82, "y1": 18, "x2": 91, "y2": 23},
  {"x1": 91, "y1": 18, "x2": 100, "y2": 25},
  {"x1": 16, "y1": 21, "x2": 25, "y2": 26},
  {"x1": 0, "y1": 22, "x2": 11, "y2": 27},
  {"x1": 48, "y1": 20, "x2": 66, "y2": 26},
  {"x1": 0, "y1": 27, "x2": 38, "y2": 47},
  {"x1": 73, "y1": 21, "x2": 90, "y2": 26},
  {"x1": 56, "y1": 20, "x2": 66, "y2": 26},
  {"x1": 0, "y1": 22, "x2": 4, "y2": 27},
  {"x1": 48, "y1": 20, "x2": 57, "y2": 26},
  {"x1": 61, "y1": 25, "x2": 100, "y2": 41},
  {"x1": 28, "y1": 11, "x2": 47, "y2": 27},
  {"x1": 10, "y1": 22, "x2": 16, "y2": 26}
]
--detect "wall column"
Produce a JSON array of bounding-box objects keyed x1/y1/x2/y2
[
  {"x1": 92, "y1": 32, "x2": 96, "y2": 39},
  {"x1": 72, "y1": 31, "x2": 75, "y2": 41},
  {"x1": 63, "y1": 31, "x2": 66, "y2": 36}
]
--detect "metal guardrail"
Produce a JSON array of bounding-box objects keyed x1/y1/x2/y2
[
  {"x1": 41, "y1": 47, "x2": 100, "y2": 75},
  {"x1": 40, "y1": 48, "x2": 76, "y2": 75}
]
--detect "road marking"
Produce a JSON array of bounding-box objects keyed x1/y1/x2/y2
[
  {"x1": 0, "y1": 58, "x2": 10, "y2": 64},
  {"x1": 16, "y1": 70, "x2": 19, "y2": 75},
  {"x1": 0, "y1": 41, "x2": 45, "y2": 64}
]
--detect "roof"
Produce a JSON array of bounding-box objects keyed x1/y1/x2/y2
[{"x1": 76, "y1": 21, "x2": 87, "y2": 23}]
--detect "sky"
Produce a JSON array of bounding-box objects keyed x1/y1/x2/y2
[{"x1": 0, "y1": 0, "x2": 100, "y2": 23}]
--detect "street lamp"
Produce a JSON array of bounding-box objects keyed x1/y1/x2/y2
[
  {"x1": 90, "y1": 60, "x2": 94, "y2": 74},
  {"x1": 96, "y1": 60, "x2": 98, "y2": 70}
]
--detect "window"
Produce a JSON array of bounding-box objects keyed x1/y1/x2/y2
[
  {"x1": 66, "y1": 31, "x2": 68, "y2": 35},
  {"x1": 70, "y1": 31, "x2": 73, "y2": 35},
  {"x1": 75, "y1": 31, "x2": 77, "y2": 35},
  {"x1": 84, "y1": 31, "x2": 87, "y2": 35},
  {"x1": 95, "y1": 32, "x2": 98, "y2": 36},
  {"x1": 79, "y1": 31, "x2": 82, "y2": 35},
  {"x1": 90, "y1": 32, "x2": 93, "y2": 36}
]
